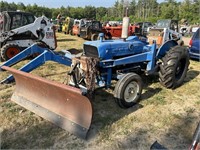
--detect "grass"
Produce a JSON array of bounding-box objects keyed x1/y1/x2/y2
[{"x1": 0, "y1": 33, "x2": 200, "y2": 149}]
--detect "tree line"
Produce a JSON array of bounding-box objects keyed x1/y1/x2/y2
[{"x1": 0, "y1": 0, "x2": 199, "y2": 24}]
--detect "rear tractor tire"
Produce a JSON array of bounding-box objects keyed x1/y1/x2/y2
[
  {"x1": 91, "y1": 34, "x2": 98, "y2": 41},
  {"x1": 114, "y1": 73, "x2": 143, "y2": 108},
  {"x1": 1, "y1": 43, "x2": 21, "y2": 61},
  {"x1": 159, "y1": 45, "x2": 189, "y2": 89}
]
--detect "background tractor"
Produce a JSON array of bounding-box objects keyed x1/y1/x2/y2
[
  {"x1": 135, "y1": 21, "x2": 154, "y2": 36},
  {"x1": 72, "y1": 19, "x2": 90, "y2": 36},
  {"x1": 148, "y1": 19, "x2": 183, "y2": 47},
  {"x1": 62, "y1": 17, "x2": 74, "y2": 34},
  {"x1": 0, "y1": 11, "x2": 56, "y2": 61},
  {"x1": 79, "y1": 20, "x2": 103, "y2": 40},
  {"x1": 1, "y1": 17, "x2": 189, "y2": 139},
  {"x1": 102, "y1": 25, "x2": 139, "y2": 39}
]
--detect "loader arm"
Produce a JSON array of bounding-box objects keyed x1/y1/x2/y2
[
  {"x1": 0, "y1": 44, "x2": 47, "y2": 70},
  {"x1": 0, "y1": 46, "x2": 72, "y2": 84}
]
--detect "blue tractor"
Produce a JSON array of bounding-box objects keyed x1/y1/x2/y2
[
  {"x1": 68, "y1": 32, "x2": 189, "y2": 108},
  {"x1": 1, "y1": 17, "x2": 190, "y2": 138}
]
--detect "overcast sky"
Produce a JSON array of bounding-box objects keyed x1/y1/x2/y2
[{"x1": 3, "y1": 0, "x2": 184, "y2": 8}]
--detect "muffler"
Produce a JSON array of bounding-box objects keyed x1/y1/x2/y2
[{"x1": 2, "y1": 66, "x2": 92, "y2": 138}]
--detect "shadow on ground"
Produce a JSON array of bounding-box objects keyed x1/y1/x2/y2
[
  {"x1": 1, "y1": 121, "x2": 63, "y2": 149},
  {"x1": 86, "y1": 88, "x2": 144, "y2": 140},
  {"x1": 57, "y1": 38, "x2": 76, "y2": 42},
  {"x1": 184, "y1": 70, "x2": 200, "y2": 84}
]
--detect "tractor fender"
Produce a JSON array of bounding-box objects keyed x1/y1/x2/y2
[{"x1": 156, "y1": 40, "x2": 178, "y2": 59}]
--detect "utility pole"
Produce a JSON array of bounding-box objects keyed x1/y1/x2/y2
[
  {"x1": 124, "y1": 0, "x2": 129, "y2": 17},
  {"x1": 125, "y1": 7, "x2": 129, "y2": 17}
]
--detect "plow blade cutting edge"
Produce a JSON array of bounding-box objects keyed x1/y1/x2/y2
[{"x1": 2, "y1": 66, "x2": 92, "y2": 139}]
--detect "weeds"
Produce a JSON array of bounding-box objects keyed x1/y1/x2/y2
[
  {"x1": 195, "y1": 100, "x2": 200, "y2": 105},
  {"x1": 1, "y1": 102, "x2": 16, "y2": 108}
]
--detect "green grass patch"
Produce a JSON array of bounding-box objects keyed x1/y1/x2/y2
[{"x1": 1, "y1": 102, "x2": 16, "y2": 108}]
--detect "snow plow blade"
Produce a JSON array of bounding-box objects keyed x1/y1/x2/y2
[{"x1": 2, "y1": 66, "x2": 92, "y2": 139}]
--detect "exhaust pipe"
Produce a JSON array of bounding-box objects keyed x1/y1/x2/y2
[{"x1": 121, "y1": 17, "x2": 130, "y2": 40}]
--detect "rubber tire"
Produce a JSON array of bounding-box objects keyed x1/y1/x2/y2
[
  {"x1": 0, "y1": 56, "x2": 4, "y2": 62},
  {"x1": 1, "y1": 43, "x2": 21, "y2": 61},
  {"x1": 91, "y1": 34, "x2": 98, "y2": 41},
  {"x1": 36, "y1": 41, "x2": 49, "y2": 48},
  {"x1": 114, "y1": 73, "x2": 143, "y2": 108},
  {"x1": 159, "y1": 45, "x2": 189, "y2": 89},
  {"x1": 69, "y1": 30, "x2": 72, "y2": 35},
  {"x1": 105, "y1": 32, "x2": 112, "y2": 40}
]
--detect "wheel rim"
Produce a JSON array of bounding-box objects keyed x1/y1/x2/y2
[
  {"x1": 94, "y1": 35, "x2": 98, "y2": 40},
  {"x1": 124, "y1": 81, "x2": 139, "y2": 102},
  {"x1": 175, "y1": 58, "x2": 186, "y2": 80},
  {"x1": 6, "y1": 47, "x2": 20, "y2": 59}
]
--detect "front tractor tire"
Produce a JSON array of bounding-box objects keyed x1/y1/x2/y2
[
  {"x1": 159, "y1": 46, "x2": 189, "y2": 89},
  {"x1": 1, "y1": 43, "x2": 21, "y2": 61},
  {"x1": 114, "y1": 73, "x2": 143, "y2": 108}
]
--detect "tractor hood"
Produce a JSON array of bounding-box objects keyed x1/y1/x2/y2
[{"x1": 83, "y1": 36, "x2": 149, "y2": 60}]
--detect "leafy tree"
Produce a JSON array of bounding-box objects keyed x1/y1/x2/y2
[
  {"x1": 0, "y1": 1, "x2": 199, "y2": 25},
  {"x1": 128, "y1": 0, "x2": 136, "y2": 16},
  {"x1": 96, "y1": 7, "x2": 108, "y2": 21},
  {"x1": 179, "y1": 0, "x2": 196, "y2": 23},
  {"x1": 84, "y1": 6, "x2": 96, "y2": 19},
  {"x1": 17, "y1": 2, "x2": 25, "y2": 11}
]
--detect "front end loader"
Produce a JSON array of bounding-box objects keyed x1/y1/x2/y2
[{"x1": 1, "y1": 17, "x2": 190, "y2": 138}]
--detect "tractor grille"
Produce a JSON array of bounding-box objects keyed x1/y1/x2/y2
[{"x1": 83, "y1": 45, "x2": 99, "y2": 58}]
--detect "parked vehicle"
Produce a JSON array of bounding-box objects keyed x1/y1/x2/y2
[
  {"x1": 0, "y1": 11, "x2": 56, "y2": 61},
  {"x1": 189, "y1": 27, "x2": 200, "y2": 60},
  {"x1": 135, "y1": 21, "x2": 154, "y2": 36},
  {"x1": 72, "y1": 19, "x2": 90, "y2": 36},
  {"x1": 62, "y1": 17, "x2": 74, "y2": 34},
  {"x1": 57, "y1": 16, "x2": 65, "y2": 32},
  {"x1": 148, "y1": 19, "x2": 183, "y2": 47},
  {"x1": 179, "y1": 25, "x2": 191, "y2": 36},
  {"x1": 102, "y1": 25, "x2": 141, "y2": 39},
  {"x1": 107, "y1": 21, "x2": 122, "y2": 26},
  {"x1": 191, "y1": 26, "x2": 199, "y2": 35},
  {"x1": 79, "y1": 20, "x2": 102, "y2": 40}
]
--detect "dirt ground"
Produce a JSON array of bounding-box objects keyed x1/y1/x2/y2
[
  {"x1": 182, "y1": 37, "x2": 191, "y2": 46},
  {"x1": 0, "y1": 33, "x2": 199, "y2": 149}
]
